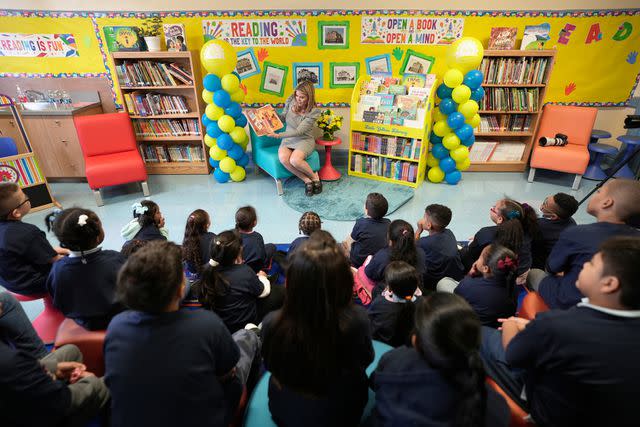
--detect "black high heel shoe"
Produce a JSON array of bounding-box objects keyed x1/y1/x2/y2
[
  {"x1": 312, "y1": 180, "x2": 323, "y2": 194},
  {"x1": 305, "y1": 182, "x2": 314, "y2": 196}
]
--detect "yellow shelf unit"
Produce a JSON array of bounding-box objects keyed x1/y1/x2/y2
[{"x1": 347, "y1": 75, "x2": 435, "y2": 188}]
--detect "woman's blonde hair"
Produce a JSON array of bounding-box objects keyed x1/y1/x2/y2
[{"x1": 293, "y1": 80, "x2": 316, "y2": 114}]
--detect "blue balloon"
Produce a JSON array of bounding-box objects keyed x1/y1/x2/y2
[
  {"x1": 430, "y1": 132, "x2": 443, "y2": 145},
  {"x1": 225, "y1": 102, "x2": 242, "y2": 119},
  {"x1": 237, "y1": 153, "x2": 250, "y2": 168},
  {"x1": 213, "y1": 90, "x2": 231, "y2": 108},
  {"x1": 461, "y1": 134, "x2": 476, "y2": 147},
  {"x1": 439, "y1": 98, "x2": 458, "y2": 115},
  {"x1": 445, "y1": 170, "x2": 462, "y2": 185},
  {"x1": 209, "y1": 157, "x2": 220, "y2": 168},
  {"x1": 213, "y1": 168, "x2": 230, "y2": 183},
  {"x1": 202, "y1": 113, "x2": 212, "y2": 127},
  {"x1": 227, "y1": 143, "x2": 244, "y2": 160},
  {"x1": 439, "y1": 156, "x2": 457, "y2": 173},
  {"x1": 436, "y1": 83, "x2": 453, "y2": 100},
  {"x1": 470, "y1": 86, "x2": 485, "y2": 103},
  {"x1": 217, "y1": 133, "x2": 234, "y2": 150},
  {"x1": 432, "y1": 143, "x2": 449, "y2": 160},
  {"x1": 455, "y1": 124, "x2": 474, "y2": 141},
  {"x1": 463, "y1": 70, "x2": 484, "y2": 90},
  {"x1": 447, "y1": 112, "x2": 465, "y2": 129},
  {"x1": 203, "y1": 74, "x2": 221, "y2": 92},
  {"x1": 235, "y1": 114, "x2": 247, "y2": 128},
  {"x1": 206, "y1": 122, "x2": 222, "y2": 138}
]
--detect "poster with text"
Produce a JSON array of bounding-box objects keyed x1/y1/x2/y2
[
  {"x1": 203, "y1": 19, "x2": 307, "y2": 47},
  {"x1": 0, "y1": 33, "x2": 78, "y2": 57},
  {"x1": 361, "y1": 17, "x2": 464, "y2": 45}
]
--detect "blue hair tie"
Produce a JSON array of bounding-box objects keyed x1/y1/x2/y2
[{"x1": 506, "y1": 210, "x2": 521, "y2": 220}]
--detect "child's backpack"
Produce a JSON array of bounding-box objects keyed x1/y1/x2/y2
[{"x1": 353, "y1": 255, "x2": 376, "y2": 306}]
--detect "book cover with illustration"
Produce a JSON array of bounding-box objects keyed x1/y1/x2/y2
[
  {"x1": 520, "y1": 24, "x2": 551, "y2": 50},
  {"x1": 376, "y1": 94, "x2": 395, "y2": 106},
  {"x1": 363, "y1": 110, "x2": 385, "y2": 124},
  {"x1": 389, "y1": 84, "x2": 408, "y2": 96},
  {"x1": 103, "y1": 26, "x2": 142, "y2": 52},
  {"x1": 488, "y1": 27, "x2": 517, "y2": 50},
  {"x1": 163, "y1": 24, "x2": 187, "y2": 51},
  {"x1": 245, "y1": 105, "x2": 284, "y2": 137},
  {"x1": 395, "y1": 95, "x2": 420, "y2": 120},
  {"x1": 402, "y1": 73, "x2": 427, "y2": 89}
]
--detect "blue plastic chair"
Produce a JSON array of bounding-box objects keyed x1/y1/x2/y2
[
  {"x1": 0, "y1": 137, "x2": 18, "y2": 157},
  {"x1": 243, "y1": 340, "x2": 393, "y2": 426}
]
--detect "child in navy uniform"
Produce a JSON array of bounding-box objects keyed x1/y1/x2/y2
[
  {"x1": 288, "y1": 211, "x2": 321, "y2": 258},
  {"x1": 415, "y1": 204, "x2": 465, "y2": 290},
  {"x1": 528, "y1": 179, "x2": 640, "y2": 309},
  {"x1": 368, "y1": 261, "x2": 422, "y2": 347},
  {"x1": 235, "y1": 206, "x2": 276, "y2": 273},
  {"x1": 532, "y1": 193, "x2": 578, "y2": 269},
  {"x1": 0, "y1": 183, "x2": 67, "y2": 295},
  {"x1": 482, "y1": 236, "x2": 640, "y2": 427},
  {"x1": 120, "y1": 200, "x2": 168, "y2": 245},
  {"x1": 47, "y1": 208, "x2": 126, "y2": 330},
  {"x1": 365, "y1": 220, "x2": 427, "y2": 298},
  {"x1": 105, "y1": 241, "x2": 260, "y2": 427},
  {"x1": 372, "y1": 293, "x2": 509, "y2": 427},
  {"x1": 182, "y1": 209, "x2": 216, "y2": 275},
  {"x1": 343, "y1": 193, "x2": 391, "y2": 268}
]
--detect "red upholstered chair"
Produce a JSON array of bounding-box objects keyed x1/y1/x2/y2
[
  {"x1": 74, "y1": 112, "x2": 149, "y2": 206},
  {"x1": 518, "y1": 291, "x2": 550, "y2": 321},
  {"x1": 486, "y1": 377, "x2": 535, "y2": 427},
  {"x1": 8, "y1": 291, "x2": 65, "y2": 343},
  {"x1": 54, "y1": 318, "x2": 107, "y2": 377}
]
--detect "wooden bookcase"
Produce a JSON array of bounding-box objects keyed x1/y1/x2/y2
[
  {"x1": 347, "y1": 75, "x2": 434, "y2": 188},
  {"x1": 469, "y1": 50, "x2": 556, "y2": 172},
  {"x1": 111, "y1": 51, "x2": 209, "y2": 175}
]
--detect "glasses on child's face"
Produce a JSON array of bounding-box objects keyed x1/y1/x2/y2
[{"x1": 14, "y1": 197, "x2": 30, "y2": 210}]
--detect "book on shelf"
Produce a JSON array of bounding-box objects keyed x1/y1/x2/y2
[
  {"x1": 350, "y1": 153, "x2": 418, "y2": 183},
  {"x1": 124, "y1": 92, "x2": 189, "y2": 116},
  {"x1": 163, "y1": 24, "x2": 188, "y2": 52},
  {"x1": 480, "y1": 57, "x2": 549, "y2": 85},
  {"x1": 520, "y1": 24, "x2": 551, "y2": 50},
  {"x1": 401, "y1": 73, "x2": 427, "y2": 88},
  {"x1": 388, "y1": 85, "x2": 408, "y2": 96},
  {"x1": 132, "y1": 118, "x2": 200, "y2": 137},
  {"x1": 478, "y1": 115, "x2": 532, "y2": 132},
  {"x1": 488, "y1": 27, "x2": 517, "y2": 50},
  {"x1": 116, "y1": 60, "x2": 193, "y2": 87},
  {"x1": 480, "y1": 88, "x2": 539, "y2": 112},
  {"x1": 139, "y1": 144, "x2": 204, "y2": 163},
  {"x1": 362, "y1": 110, "x2": 386, "y2": 124},
  {"x1": 395, "y1": 95, "x2": 420, "y2": 121},
  {"x1": 489, "y1": 142, "x2": 526, "y2": 161},
  {"x1": 351, "y1": 131, "x2": 422, "y2": 160},
  {"x1": 244, "y1": 105, "x2": 284, "y2": 136},
  {"x1": 103, "y1": 26, "x2": 142, "y2": 52},
  {"x1": 469, "y1": 141, "x2": 498, "y2": 162}
]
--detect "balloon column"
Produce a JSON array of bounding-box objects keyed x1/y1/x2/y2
[
  {"x1": 200, "y1": 39, "x2": 250, "y2": 183},
  {"x1": 427, "y1": 37, "x2": 485, "y2": 185}
]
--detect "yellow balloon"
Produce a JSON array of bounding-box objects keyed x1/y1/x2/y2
[
  {"x1": 450, "y1": 145, "x2": 470, "y2": 162},
  {"x1": 452, "y1": 85, "x2": 472, "y2": 104},
  {"x1": 210, "y1": 145, "x2": 227, "y2": 161},
  {"x1": 221, "y1": 74, "x2": 240, "y2": 93},
  {"x1": 443, "y1": 133, "x2": 461, "y2": 150},
  {"x1": 239, "y1": 139, "x2": 249, "y2": 150},
  {"x1": 445, "y1": 37, "x2": 484, "y2": 73},
  {"x1": 456, "y1": 157, "x2": 472, "y2": 171},
  {"x1": 443, "y1": 68, "x2": 464, "y2": 88},
  {"x1": 428, "y1": 166, "x2": 445, "y2": 183},
  {"x1": 218, "y1": 115, "x2": 236, "y2": 133},
  {"x1": 204, "y1": 135, "x2": 217, "y2": 147},
  {"x1": 205, "y1": 104, "x2": 225, "y2": 121},
  {"x1": 219, "y1": 156, "x2": 237, "y2": 173},
  {"x1": 426, "y1": 153, "x2": 439, "y2": 168},
  {"x1": 433, "y1": 120, "x2": 451, "y2": 137},
  {"x1": 433, "y1": 108, "x2": 446, "y2": 122},
  {"x1": 466, "y1": 113, "x2": 481, "y2": 129},
  {"x1": 230, "y1": 89, "x2": 245, "y2": 103},
  {"x1": 202, "y1": 89, "x2": 214, "y2": 105},
  {"x1": 230, "y1": 165, "x2": 246, "y2": 182},
  {"x1": 458, "y1": 100, "x2": 479, "y2": 119},
  {"x1": 230, "y1": 126, "x2": 248, "y2": 144},
  {"x1": 200, "y1": 39, "x2": 237, "y2": 76}
]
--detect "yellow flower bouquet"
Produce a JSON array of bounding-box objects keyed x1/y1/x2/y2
[{"x1": 316, "y1": 109, "x2": 343, "y2": 141}]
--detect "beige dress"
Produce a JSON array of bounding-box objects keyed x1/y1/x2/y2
[{"x1": 277, "y1": 95, "x2": 321, "y2": 157}]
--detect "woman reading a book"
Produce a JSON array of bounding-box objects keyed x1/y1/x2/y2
[{"x1": 267, "y1": 80, "x2": 322, "y2": 197}]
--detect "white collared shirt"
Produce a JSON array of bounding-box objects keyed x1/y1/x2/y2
[
  {"x1": 68, "y1": 246, "x2": 102, "y2": 258},
  {"x1": 577, "y1": 298, "x2": 640, "y2": 318}
]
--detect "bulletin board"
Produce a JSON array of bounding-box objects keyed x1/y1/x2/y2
[{"x1": 1, "y1": 9, "x2": 639, "y2": 108}]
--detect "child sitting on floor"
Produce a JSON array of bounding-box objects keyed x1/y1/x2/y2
[
  {"x1": 368, "y1": 261, "x2": 422, "y2": 347},
  {"x1": 288, "y1": 211, "x2": 321, "y2": 258},
  {"x1": 120, "y1": 200, "x2": 168, "y2": 245},
  {"x1": 532, "y1": 192, "x2": 578, "y2": 269},
  {"x1": 235, "y1": 206, "x2": 276, "y2": 273},
  {"x1": 343, "y1": 192, "x2": 390, "y2": 268},
  {"x1": 182, "y1": 209, "x2": 216, "y2": 275},
  {"x1": 0, "y1": 182, "x2": 68, "y2": 295},
  {"x1": 47, "y1": 208, "x2": 126, "y2": 330},
  {"x1": 415, "y1": 204, "x2": 465, "y2": 290}
]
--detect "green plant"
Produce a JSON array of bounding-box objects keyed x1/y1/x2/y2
[
  {"x1": 140, "y1": 16, "x2": 162, "y2": 37},
  {"x1": 316, "y1": 109, "x2": 343, "y2": 141}
]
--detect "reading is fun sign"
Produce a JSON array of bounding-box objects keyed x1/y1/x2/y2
[
  {"x1": 361, "y1": 17, "x2": 464, "y2": 45},
  {"x1": 0, "y1": 33, "x2": 78, "y2": 57}
]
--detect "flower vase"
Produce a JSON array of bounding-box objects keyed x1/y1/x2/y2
[{"x1": 323, "y1": 133, "x2": 334, "y2": 141}]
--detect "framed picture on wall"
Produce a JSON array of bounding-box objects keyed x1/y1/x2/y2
[
  {"x1": 293, "y1": 62, "x2": 323, "y2": 89},
  {"x1": 260, "y1": 61, "x2": 288, "y2": 97},
  {"x1": 329, "y1": 62, "x2": 359, "y2": 88},
  {"x1": 365, "y1": 54, "x2": 392, "y2": 75},
  {"x1": 400, "y1": 49, "x2": 435, "y2": 75},
  {"x1": 318, "y1": 21, "x2": 350, "y2": 49},
  {"x1": 235, "y1": 48, "x2": 261, "y2": 79}
]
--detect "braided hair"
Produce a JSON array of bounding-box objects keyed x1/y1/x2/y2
[{"x1": 299, "y1": 211, "x2": 321, "y2": 236}]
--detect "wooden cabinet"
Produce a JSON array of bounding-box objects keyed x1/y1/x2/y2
[{"x1": 0, "y1": 115, "x2": 28, "y2": 152}]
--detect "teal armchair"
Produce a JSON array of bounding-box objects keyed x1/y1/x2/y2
[{"x1": 248, "y1": 120, "x2": 320, "y2": 195}]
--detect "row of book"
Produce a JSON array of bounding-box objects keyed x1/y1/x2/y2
[
  {"x1": 351, "y1": 132, "x2": 422, "y2": 160},
  {"x1": 123, "y1": 92, "x2": 190, "y2": 116},
  {"x1": 480, "y1": 57, "x2": 549, "y2": 85},
  {"x1": 132, "y1": 119, "x2": 201, "y2": 137},
  {"x1": 115, "y1": 60, "x2": 193, "y2": 87},
  {"x1": 480, "y1": 88, "x2": 540, "y2": 112},
  {"x1": 350, "y1": 154, "x2": 418, "y2": 183},
  {"x1": 478, "y1": 115, "x2": 533, "y2": 132},
  {"x1": 139, "y1": 144, "x2": 205, "y2": 163}
]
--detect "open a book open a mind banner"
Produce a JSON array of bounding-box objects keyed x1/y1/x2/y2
[{"x1": 361, "y1": 17, "x2": 464, "y2": 45}]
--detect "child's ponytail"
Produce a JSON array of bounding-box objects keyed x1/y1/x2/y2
[
  {"x1": 132, "y1": 200, "x2": 160, "y2": 227},
  {"x1": 484, "y1": 244, "x2": 519, "y2": 301},
  {"x1": 182, "y1": 209, "x2": 210, "y2": 272},
  {"x1": 389, "y1": 220, "x2": 417, "y2": 267},
  {"x1": 384, "y1": 261, "x2": 419, "y2": 347},
  {"x1": 52, "y1": 208, "x2": 103, "y2": 263}
]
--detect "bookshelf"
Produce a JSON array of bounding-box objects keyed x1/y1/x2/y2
[
  {"x1": 348, "y1": 75, "x2": 435, "y2": 188},
  {"x1": 469, "y1": 49, "x2": 556, "y2": 172},
  {"x1": 111, "y1": 51, "x2": 208, "y2": 175}
]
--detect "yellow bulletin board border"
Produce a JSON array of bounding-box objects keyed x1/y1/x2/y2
[{"x1": 2, "y1": 8, "x2": 640, "y2": 109}]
